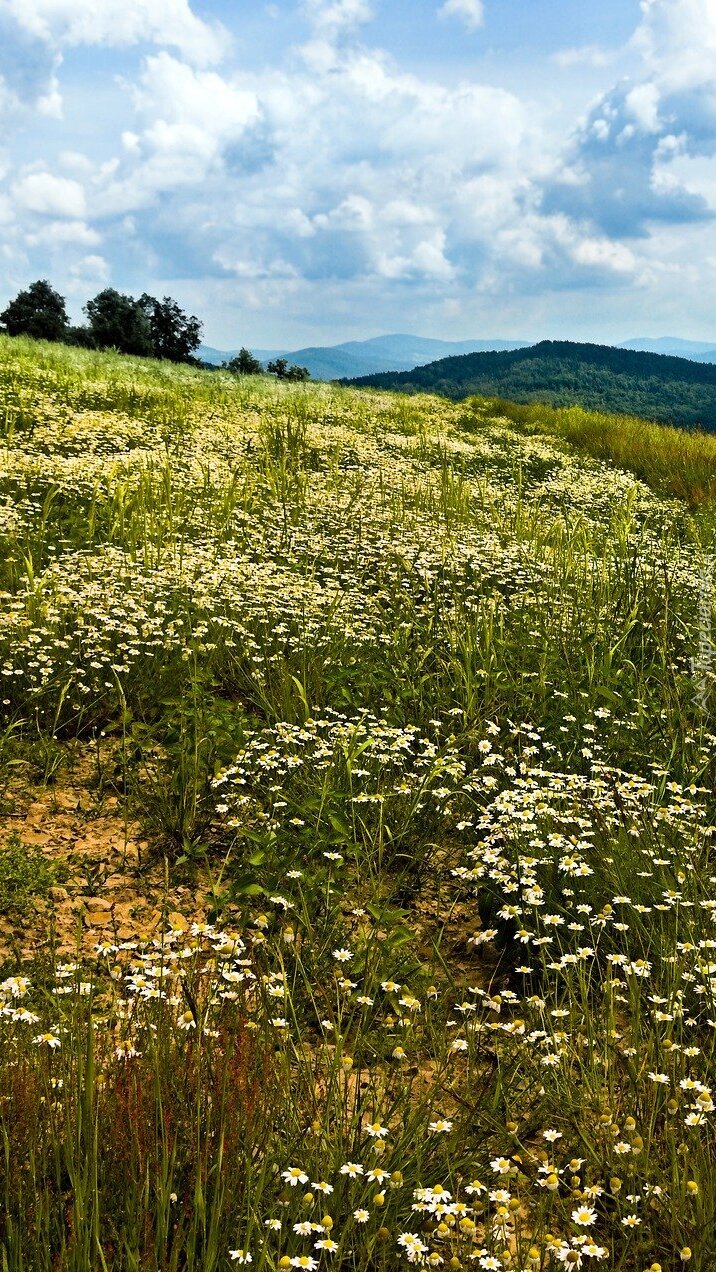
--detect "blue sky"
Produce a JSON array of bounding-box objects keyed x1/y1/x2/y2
[{"x1": 2, "y1": 0, "x2": 716, "y2": 348}]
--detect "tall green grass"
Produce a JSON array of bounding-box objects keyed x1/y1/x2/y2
[
  {"x1": 465, "y1": 396, "x2": 716, "y2": 508},
  {"x1": 1, "y1": 335, "x2": 716, "y2": 1268}
]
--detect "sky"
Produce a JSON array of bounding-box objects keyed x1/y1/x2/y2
[{"x1": 1, "y1": 0, "x2": 716, "y2": 349}]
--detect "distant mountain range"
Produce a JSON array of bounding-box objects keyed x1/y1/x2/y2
[
  {"x1": 199, "y1": 332, "x2": 716, "y2": 380},
  {"x1": 345, "y1": 339, "x2": 716, "y2": 431},
  {"x1": 619, "y1": 337, "x2": 716, "y2": 363},
  {"x1": 198, "y1": 334, "x2": 528, "y2": 379}
]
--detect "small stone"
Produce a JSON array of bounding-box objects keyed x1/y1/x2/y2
[
  {"x1": 166, "y1": 911, "x2": 189, "y2": 931},
  {"x1": 85, "y1": 910, "x2": 112, "y2": 928},
  {"x1": 53, "y1": 792, "x2": 79, "y2": 811}
]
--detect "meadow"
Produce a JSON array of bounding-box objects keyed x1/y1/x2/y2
[{"x1": 0, "y1": 333, "x2": 715, "y2": 1272}]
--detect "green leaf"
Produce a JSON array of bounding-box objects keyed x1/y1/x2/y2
[
  {"x1": 593, "y1": 684, "x2": 621, "y2": 704},
  {"x1": 384, "y1": 927, "x2": 413, "y2": 951},
  {"x1": 328, "y1": 812, "x2": 350, "y2": 836}
]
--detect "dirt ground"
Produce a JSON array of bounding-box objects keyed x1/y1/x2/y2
[
  {"x1": 0, "y1": 743, "x2": 212, "y2": 960},
  {"x1": 0, "y1": 743, "x2": 496, "y2": 989}
]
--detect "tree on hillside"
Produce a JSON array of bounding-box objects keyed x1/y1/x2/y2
[
  {"x1": 84, "y1": 288, "x2": 153, "y2": 357},
  {"x1": 65, "y1": 325, "x2": 97, "y2": 349},
  {"x1": 0, "y1": 280, "x2": 69, "y2": 342},
  {"x1": 267, "y1": 357, "x2": 310, "y2": 381},
  {"x1": 225, "y1": 348, "x2": 263, "y2": 375},
  {"x1": 139, "y1": 294, "x2": 203, "y2": 363}
]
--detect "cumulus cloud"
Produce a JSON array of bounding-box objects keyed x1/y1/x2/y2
[
  {"x1": 94, "y1": 54, "x2": 261, "y2": 214},
  {"x1": 24, "y1": 219, "x2": 100, "y2": 247},
  {"x1": 438, "y1": 0, "x2": 484, "y2": 29},
  {"x1": 68, "y1": 253, "x2": 109, "y2": 283},
  {"x1": 12, "y1": 171, "x2": 86, "y2": 218},
  {"x1": 303, "y1": 0, "x2": 374, "y2": 36},
  {"x1": 5, "y1": 0, "x2": 716, "y2": 342},
  {"x1": 545, "y1": 0, "x2": 716, "y2": 239},
  {"x1": 0, "y1": 0, "x2": 226, "y2": 66},
  {"x1": 624, "y1": 82, "x2": 661, "y2": 132},
  {"x1": 54, "y1": 27, "x2": 647, "y2": 321},
  {"x1": 298, "y1": 0, "x2": 375, "y2": 74},
  {"x1": 633, "y1": 0, "x2": 716, "y2": 92},
  {"x1": 131, "y1": 54, "x2": 259, "y2": 158},
  {"x1": 570, "y1": 235, "x2": 636, "y2": 274},
  {"x1": 552, "y1": 44, "x2": 616, "y2": 69}
]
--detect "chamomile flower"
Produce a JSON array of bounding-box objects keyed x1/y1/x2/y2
[
  {"x1": 571, "y1": 1207, "x2": 597, "y2": 1226},
  {"x1": 282, "y1": 1168, "x2": 309, "y2": 1187}
]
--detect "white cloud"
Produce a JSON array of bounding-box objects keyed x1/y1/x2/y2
[
  {"x1": 134, "y1": 53, "x2": 259, "y2": 153},
  {"x1": 303, "y1": 0, "x2": 374, "y2": 37},
  {"x1": 624, "y1": 82, "x2": 661, "y2": 132},
  {"x1": 410, "y1": 231, "x2": 455, "y2": 280},
  {"x1": 134, "y1": 53, "x2": 258, "y2": 139},
  {"x1": 633, "y1": 0, "x2": 716, "y2": 91},
  {"x1": 437, "y1": 0, "x2": 484, "y2": 31},
  {"x1": 96, "y1": 38, "x2": 618, "y2": 313},
  {"x1": 299, "y1": 0, "x2": 374, "y2": 74},
  {"x1": 12, "y1": 171, "x2": 86, "y2": 217},
  {"x1": 68, "y1": 253, "x2": 110, "y2": 283},
  {"x1": 211, "y1": 251, "x2": 298, "y2": 281},
  {"x1": 6, "y1": 0, "x2": 705, "y2": 341},
  {"x1": 314, "y1": 194, "x2": 374, "y2": 232},
  {"x1": 25, "y1": 219, "x2": 100, "y2": 246},
  {"x1": 545, "y1": 0, "x2": 716, "y2": 242},
  {"x1": 381, "y1": 79, "x2": 529, "y2": 166},
  {"x1": 95, "y1": 54, "x2": 260, "y2": 213},
  {"x1": 553, "y1": 44, "x2": 615, "y2": 69},
  {"x1": 571, "y1": 236, "x2": 636, "y2": 274},
  {"x1": 36, "y1": 81, "x2": 63, "y2": 117},
  {"x1": 0, "y1": 0, "x2": 226, "y2": 67}
]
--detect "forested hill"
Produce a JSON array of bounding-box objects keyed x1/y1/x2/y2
[{"x1": 345, "y1": 339, "x2": 716, "y2": 430}]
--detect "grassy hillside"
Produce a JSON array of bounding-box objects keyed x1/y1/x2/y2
[
  {"x1": 348, "y1": 338, "x2": 716, "y2": 429},
  {"x1": 463, "y1": 396, "x2": 716, "y2": 507},
  {"x1": 1, "y1": 334, "x2": 716, "y2": 1270}
]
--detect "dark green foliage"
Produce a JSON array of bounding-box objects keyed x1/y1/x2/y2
[
  {"x1": 267, "y1": 357, "x2": 310, "y2": 381},
  {"x1": 138, "y1": 293, "x2": 203, "y2": 362},
  {"x1": 0, "y1": 280, "x2": 69, "y2": 342},
  {"x1": 348, "y1": 338, "x2": 716, "y2": 430},
  {"x1": 82, "y1": 289, "x2": 202, "y2": 362},
  {"x1": 129, "y1": 688, "x2": 249, "y2": 861},
  {"x1": 65, "y1": 324, "x2": 97, "y2": 349},
  {"x1": 225, "y1": 348, "x2": 263, "y2": 375},
  {"x1": 83, "y1": 288, "x2": 154, "y2": 357},
  {"x1": 0, "y1": 831, "x2": 61, "y2": 916}
]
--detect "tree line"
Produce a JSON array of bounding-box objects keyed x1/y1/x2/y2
[
  {"x1": 0, "y1": 279, "x2": 309, "y2": 379},
  {"x1": 0, "y1": 279, "x2": 203, "y2": 364},
  {"x1": 223, "y1": 350, "x2": 309, "y2": 381}
]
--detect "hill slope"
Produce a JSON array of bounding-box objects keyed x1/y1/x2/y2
[
  {"x1": 347, "y1": 338, "x2": 716, "y2": 429},
  {"x1": 3, "y1": 334, "x2": 716, "y2": 1267}
]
